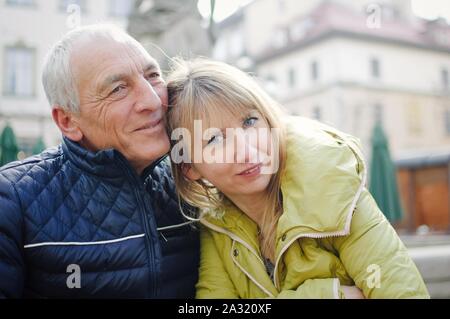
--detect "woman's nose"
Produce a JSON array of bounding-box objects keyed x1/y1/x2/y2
[{"x1": 233, "y1": 130, "x2": 260, "y2": 164}]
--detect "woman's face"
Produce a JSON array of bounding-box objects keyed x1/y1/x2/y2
[{"x1": 185, "y1": 110, "x2": 277, "y2": 199}]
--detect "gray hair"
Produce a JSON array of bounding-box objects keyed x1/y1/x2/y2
[{"x1": 42, "y1": 24, "x2": 141, "y2": 114}]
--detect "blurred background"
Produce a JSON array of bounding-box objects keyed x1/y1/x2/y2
[{"x1": 0, "y1": 0, "x2": 450, "y2": 297}]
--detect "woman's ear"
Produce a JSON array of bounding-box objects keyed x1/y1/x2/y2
[{"x1": 182, "y1": 164, "x2": 202, "y2": 181}]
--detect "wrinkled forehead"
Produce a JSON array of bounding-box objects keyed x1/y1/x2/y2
[
  {"x1": 71, "y1": 37, "x2": 159, "y2": 88},
  {"x1": 71, "y1": 37, "x2": 159, "y2": 73}
]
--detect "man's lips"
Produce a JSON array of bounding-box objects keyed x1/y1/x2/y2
[{"x1": 135, "y1": 119, "x2": 162, "y2": 132}]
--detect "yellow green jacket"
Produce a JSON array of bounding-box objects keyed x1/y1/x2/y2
[{"x1": 196, "y1": 116, "x2": 429, "y2": 299}]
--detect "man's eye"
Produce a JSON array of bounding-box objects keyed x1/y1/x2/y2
[
  {"x1": 243, "y1": 116, "x2": 259, "y2": 128},
  {"x1": 146, "y1": 72, "x2": 161, "y2": 80},
  {"x1": 110, "y1": 85, "x2": 125, "y2": 95}
]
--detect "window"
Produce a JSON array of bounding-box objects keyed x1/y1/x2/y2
[
  {"x1": 374, "y1": 103, "x2": 383, "y2": 124},
  {"x1": 59, "y1": 0, "x2": 86, "y2": 13},
  {"x1": 290, "y1": 18, "x2": 314, "y2": 41},
  {"x1": 266, "y1": 74, "x2": 277, "y2": 84},
  {"x1": 445, "y1": 108, "x2": 450, "y2": 135},
  {"x1": 312, "y1": 106, "x2": 322, "y2": 121},
  {"x1": 110, "y1": 0, "x2": 135, "y2": 17},
  {"x1": 6, "y1": 0, "x2": 34, "y2": 6},
  {"x1": 441, "y1": 68, "x2": 449, "y2": 90},
  {"x1": 3, "y1": 47, "x2": 35, "y2": 97},
  {"x1": 288, "y1": 67, "x2": 296, "y2": 88},
  {"x1": 263, "y1": 74, "x2": 279, "y2": 96},
  {"x1": 406, "y1": 101, "x2": 422, "y2": 135},
  {"x1": 311, "y1": 60, "x2": 319, "y2": 81},
  {"x1": 272, "y1": 28, "x2": 288, "y2": 48},
  {"x1": 371, "y1": 58, "x2": 380, "y2": 79}
]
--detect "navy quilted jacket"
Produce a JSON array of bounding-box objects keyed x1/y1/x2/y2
[{"x1": 0, "y1": 137, "x2": 199, "y2": 298}]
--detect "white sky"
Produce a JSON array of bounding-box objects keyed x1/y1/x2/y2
[
  {"x1": 411, "y1": 0, "x2": 450, "y2": 21},
  {"x1": 197, "y1": 0, "x2": 450, "y2": 22},
  {"x1": 197, "y1": 0, "x2": 254, "y2": 21}
]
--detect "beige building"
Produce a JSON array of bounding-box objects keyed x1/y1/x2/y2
[
  {"x1": 128, "y1": 0, "x2": 211, "y2": 70},
  {"x1": 0, "y1": 0, "x2": 133, "y2": 156},
  {"x1": 213, "y1": 0, "x2": 450, "y2": 159}
]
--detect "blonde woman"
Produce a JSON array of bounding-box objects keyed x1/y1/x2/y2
[{"x1": 166, "y1": 58, "x2": 429, "y2": 299}]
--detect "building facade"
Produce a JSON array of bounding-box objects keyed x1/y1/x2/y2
[
  {"x1": 128, "y1": 0, "x2": 211, "y2": 70},
  {"x1": 0, "y1": 0, "x2": 133, "y2": 156},
  {"x1": 213, "y1": 0, "x2": 450, "y2": 159}
]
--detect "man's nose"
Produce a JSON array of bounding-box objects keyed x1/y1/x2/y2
[{"x1": 134, "y1": 77, "x2": 162, "y2": 112}]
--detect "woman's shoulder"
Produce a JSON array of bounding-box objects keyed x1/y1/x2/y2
[
  {"x1": 278, "y1": 116, "x2": 368, "y2": 235},
  {"x1": 281, "y1": 115, "x2": 366, "y2": 177},
  {"x1": 282, "y1": 115, "x2": 363, "y2": 150}
]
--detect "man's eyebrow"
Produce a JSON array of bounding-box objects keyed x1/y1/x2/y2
[
  {"x1": 143, "y1": 63, "x2": 159, "y2": 73},
  {"x1": 97, "y1": 63, "x2": 160, "y2": 93},
  {"x1": 98, "y1": 73, "x2": 128, "y2": 93}
]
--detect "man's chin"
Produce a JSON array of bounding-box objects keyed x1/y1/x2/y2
[{"x1": 141, "y1": 141, "x2": 171, "y2": 161}]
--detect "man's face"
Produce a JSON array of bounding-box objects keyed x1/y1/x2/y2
[{"x1": 70, "y1": 37, "x2": 170, "y2": 173}]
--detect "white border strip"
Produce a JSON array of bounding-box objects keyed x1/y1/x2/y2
[{"x1": 24, "y1": 233, "x2": 145, "y2": 249}]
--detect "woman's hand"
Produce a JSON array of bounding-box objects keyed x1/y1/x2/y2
[{"x1": 341, "y1": 285, "x2": 365, "y2": 299}]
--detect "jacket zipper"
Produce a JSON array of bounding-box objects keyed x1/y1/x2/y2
[
  {"x1": 200, "y1": 219, "x2": 273, "y2": 296},
  {"x1": 273, "y1": 139, "x2": 368, "y2": 290},
  {"x1": 272, "y1": 229, "x2": 351, "y2": 290},
  {"x1": 120, "y1": 159, "x2": 159, "y2": 298}
]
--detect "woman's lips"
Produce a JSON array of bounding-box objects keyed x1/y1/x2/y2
[{"x1": 237, "y1": 163, "x2": 263, "y2": 177}]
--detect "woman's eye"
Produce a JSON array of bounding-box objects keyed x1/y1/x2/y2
[
  {"x1": 243, "y1": 116, "x2": 259, "y2": 128},
  {"x1": 207, "y1": 134, "x2": 224, "y2": 145}
]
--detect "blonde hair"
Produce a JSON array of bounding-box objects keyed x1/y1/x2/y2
[{"x1": 166, "y1": 58, "x2": 286, "y2": 262}]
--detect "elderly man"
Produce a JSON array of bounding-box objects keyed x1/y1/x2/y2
[{"x1": 0, "y1": 25, "x2": 199, "y2": 298}]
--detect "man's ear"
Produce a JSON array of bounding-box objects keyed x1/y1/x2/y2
[
  {"x1": 182, "y1": 164, "x2": 202, "y2": 181},
  {"x1": 52, "y1": 107, "x2": 83, "y2": 142}
]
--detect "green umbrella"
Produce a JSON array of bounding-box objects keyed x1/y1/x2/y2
[
  {"x1": 32, "y1": 137, "x2": 46, "y2": 155},
  {"x1": 0, "y1": 124, "x2": 19, "y2": 166},
  {"x1": 369, "y1": 122, "x2": 403, "y2": 223}
]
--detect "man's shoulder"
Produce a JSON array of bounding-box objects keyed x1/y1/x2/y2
[
  {"x1": 0, "y1": 146, "x2": 64, "y2": 186},
  {"x1": 147, "y1": 156, "x2": 176, "y2": 192}
]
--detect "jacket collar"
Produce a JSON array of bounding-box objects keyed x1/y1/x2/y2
[
  {"x1": 62, "y1": 136, "x2": 166, "y2": 180},
  {"x1": 202, "y1": 116, "x2": 366, "y2": 241},
  {"x1": 277, "y1": 116, "x2": 366, "y2": 237}
]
